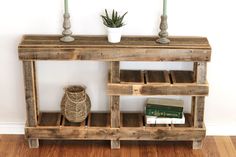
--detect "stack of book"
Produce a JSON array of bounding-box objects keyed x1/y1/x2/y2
[{"x1": 145, "y1": 98, "x2": 185, "y2": 124}]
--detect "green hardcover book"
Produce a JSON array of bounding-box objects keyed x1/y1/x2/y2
[
  {"x1": 146, "y1": 104, "x2": 183, "y2": 112},
  {"x1": 145, "y1": 108, "x2": 183, "y2": 118},
  {"x1": 146, "y1": 98, "x2": 184, "y2": 112}
]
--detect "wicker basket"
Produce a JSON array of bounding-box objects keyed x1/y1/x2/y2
[{"x1": 61, "y1": 85, "x2": 91, "y2": 122}]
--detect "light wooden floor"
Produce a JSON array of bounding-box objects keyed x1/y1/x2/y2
[{"x1": 0, "y1": 135, "x2": 235, "y2": 157}]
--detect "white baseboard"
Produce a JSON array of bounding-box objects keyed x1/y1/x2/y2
[
  {"x1": 0, "y1": 122, "x2": 236, "y2": 135},
  {"x1": 0, "y1": 122, "x2": 25, "y2": 134}
]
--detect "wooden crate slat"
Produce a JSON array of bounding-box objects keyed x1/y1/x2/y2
[
  {"x1": 89, "y1": 113, "x2": 110, "y2": 127},
  {"x1": 145, "y1": 70, "x2": 170, "y2": 84},
  {"x1": 122, "y1": 113, "x2": 143, "y2": 127},
  {"x1": 171, "y1": 71, "x2": 195, "y2": 84},
  {"x1": 38, "y1": 112, "x2": 61, "y2": 126},
  {"x1": 120, "y1": 70, "x2": 144, "y2": 84}
]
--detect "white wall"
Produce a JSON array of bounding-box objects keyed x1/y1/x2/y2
[{"x1": 0, "y1": 0, "x2": 236, "y2": 135}]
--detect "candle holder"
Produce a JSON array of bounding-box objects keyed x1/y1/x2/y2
[
  {"x1": 157, "y1": 15, "x2": 170, "y2": 44},
  {"x1": 60, "y1": 13, "x2": 75, "y2": 42}
]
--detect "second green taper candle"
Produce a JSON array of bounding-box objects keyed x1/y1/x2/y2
[
  {"x1": 163, "y1": 0, "x2": 167, "y2": 16},
  {"x1": 64, "y1": 0, "x2": 68, "y2": 14}
]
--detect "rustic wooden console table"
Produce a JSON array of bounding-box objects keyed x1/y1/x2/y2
[{"x1": 18, "y1": 35, "x2": 211, "y2": 149}]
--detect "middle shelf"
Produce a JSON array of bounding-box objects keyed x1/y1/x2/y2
[{"x1": 107, "y1": 70, "x2": 208, "y2": 96}]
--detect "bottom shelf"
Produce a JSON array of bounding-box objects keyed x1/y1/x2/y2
[{"x1": 25, "y1": 112, "x2": 205, "y2": 141}]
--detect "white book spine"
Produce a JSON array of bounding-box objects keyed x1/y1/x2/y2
[{"x1": 146, "y1": 113, "x2": 185, "y2": 124}]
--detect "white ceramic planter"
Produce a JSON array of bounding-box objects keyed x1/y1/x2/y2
[{"x1": 107, "y1": 27, "x2": 122, "y2": 43}]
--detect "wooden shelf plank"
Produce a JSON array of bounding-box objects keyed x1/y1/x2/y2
[
  {"x1": 25, "y1": 126, "x2": 205, "y2": 141},
  {"x1": 18, "y1": 35, "x2": 211, "y2": 61}
]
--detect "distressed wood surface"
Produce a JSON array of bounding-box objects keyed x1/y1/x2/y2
[
  {"x1": 3, "y1": 135, "x2": 236, "y2": 157},
  {"x1": 25, "y1": 126, "x2": 205, "y2": 141},
  {"x1": 22, "y1": 61, "x2": 39, "y2": 148},
  {"x1": 171, "y1": 70, "x2": 195, "y2": 83},
  {"x1": 18, "y1": 35, "x2": 211, "y2": 61},
  {"x1": 122, "y1": 113, "x2": 143, "y2": 127},
  {"x1": 89, "y1": 113, "x2": 110, "y2": 127},
  {"x1": 110, "y1": 62, "x2": 121, "y2": 149},
  {"x1": 107, "y1": 83, "x2": 208, "y2": 96},
  {"x1": 145, "y1": 70, "x2": 170, "y2": 84},
  {"x1": 120, "y1": 70, "x2": 144, "y2": 84},
  {"x1": 23, "y1": 61, "x2": 38, "y2": 127},
  {"x1": 38, "y1": 112, "x2": 61, "y2": 126},
  {"x1": 192, "y1": 62, "x2": 207, "y2": 149}
]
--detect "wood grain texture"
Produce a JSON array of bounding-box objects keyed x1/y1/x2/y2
[
  {"x1": 22, "y1": 61, "x2": 39, "y2": 148},
  {"x1": 25, "y1": 126, "x2": 205, "y2": 141},
  {"x1": 202, "y1": 136, "x2": 221, "y2": 157},
  {"x1": 120, "y1": 70, "x2": 144, "y2": 84},
  {"x1": 18, "y1": 35, "x2": 211, "y2": 61},
  {"x1": 231, "y1": 136, "x2": 236, "y2": 149},
  {"x1": 215, "y1": 136, "x2": 236, "y2": 157},
  {"x1": 2, "y1": 135, "x2": 233, "y2": 157},
  {"x1": 145, "y1": 70, "x2": 170, "y2": 84},
  {"x1": 23, "y1": 61, "x2": 38, "y2": 127},
  {"x1": 110, "y1": 61, "x2": 120, "y2": 149},
  {"x1": 171, "y1": 70, "x2": 195, "y2": 83},
  {"x1": 38, "y1": 112, "x2": 61, "y2": 126},
  {"x1": 107, "y1": 83, "x2": 208, "y2": 96}
]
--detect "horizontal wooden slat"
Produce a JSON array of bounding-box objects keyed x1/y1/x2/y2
[
  {"x1": 25, "y1": 126, "x2": 205, "y2": 141},
  {"x1": 18, "y1": 35, "x2": 211, "y2": 61},
  {"x1": 107, "y1": 83, "x2": 208, "y2": 96}
]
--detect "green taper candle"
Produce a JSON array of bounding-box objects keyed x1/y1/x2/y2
[
  {"x1": 64, "y1": 0, "x2": 68, "y2": 14},
  {"x1": 163, "y1": 0, "x2": 167, "y2": 16}
]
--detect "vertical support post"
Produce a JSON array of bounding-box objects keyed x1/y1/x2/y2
[
  {"x1": 109, "y1": 61, "x2": 120, "y2": 149},
  {"x1": 23, "y1": 61, "x2": 39, "y2": 148},
  {"x1": 192, "y1": 62, "x2": 207, "y2": 149}
]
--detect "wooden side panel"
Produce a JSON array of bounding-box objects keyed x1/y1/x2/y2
[
  {"x1": 23, "y1": 61, "x2": 38, "y2": 126},
  {"x1": 110, "y1": 61, "x2": 120, "y2": 149},
  {"x1": 193, "y1": 97, "x2": 205, "y2": 128},
  {"x1": 22, "y1": 61, "x2": 39, "y2": 148},
  {"x1": 192, "y1": 62, "x2": 207, "y2": 149}
]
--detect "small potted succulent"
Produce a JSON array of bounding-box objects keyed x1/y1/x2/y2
[{"x1": 101, "y1": 9, "x2": 128, "y2": 43}]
